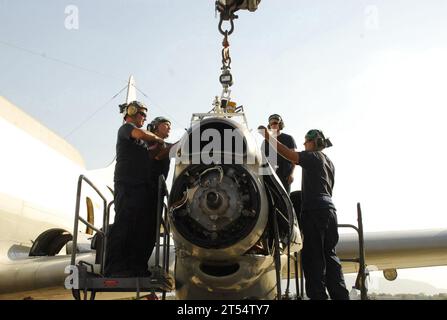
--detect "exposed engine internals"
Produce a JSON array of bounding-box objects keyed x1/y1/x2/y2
[{"x1": 169, "y1": 164, "x2": 260, "y2": 249}]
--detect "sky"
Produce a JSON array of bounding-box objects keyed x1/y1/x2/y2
[{"x1": 1, "y1": 0, "x2": 447, "y2": 292}]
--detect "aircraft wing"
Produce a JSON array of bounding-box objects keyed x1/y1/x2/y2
[
  {"x1": 280, "y1": 228, "x2": 447, "y2": 280},
  {"x1": 337, "y1": 229, "x2": 447, "y2": 274}
]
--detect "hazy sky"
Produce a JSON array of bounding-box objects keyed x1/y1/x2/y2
[{"x1": 1, "y1": 1, "x2": 447, "y2": 291}]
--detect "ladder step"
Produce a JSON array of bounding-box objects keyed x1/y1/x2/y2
[{"x1": 78, "y1": 274, "x2": 175, "y2": 292}]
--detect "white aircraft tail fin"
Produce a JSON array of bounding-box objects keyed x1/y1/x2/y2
[{"x1": 125, "y1": 75, "x2": 137, "y2": 104}]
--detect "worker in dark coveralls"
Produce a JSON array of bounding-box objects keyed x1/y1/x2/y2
[
  {"x1": 104, "y1": 101, "x2": 165, "y2": 278},
  {"x1": 261, "y1": 114, "x2": 297, "y2": 193},
  {"x1": 145, "y1": 116, "x2": 177, "y2": 267},
  {"x1": 258, "y1": 126, "x2": 349, "y2": 300},
  {"x1": 146, "y1": 116, "x2": 174, "y2": 186}
]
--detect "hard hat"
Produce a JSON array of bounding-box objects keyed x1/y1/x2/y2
[{"x1": 147, "y1": 116, "x2": 171, "y2": 132}]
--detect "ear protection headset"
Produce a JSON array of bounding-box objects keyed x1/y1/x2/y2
[
  {"x1": 119, "y1": 101, "x2": 147, "y2": 118},
  {"x1": 316, "y1": 135, "x2": 325, "y2": 149},
  {"x1": 127, "y1": 104, "x2": 139, "y2": 116},
  {"x1": 306, "y1": 129, "x2": 333, "y2": 150},
  {"x1": 267, "y1": 114, "x2": 284, "y2": 130}
]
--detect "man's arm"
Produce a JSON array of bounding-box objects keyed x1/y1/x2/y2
[
  {"x1": 288, "y1": 162, "x2": 296, "y2": 184},
  {"x1": 258, "y1": 126, "x2": 299, "y2": 164},
  {"x1": 154, "y1": 141, "x2": 179, "y2": 160},
  {"x1": 131, "y1": 128, "x2": 164, "y2": 144},
  {"x1": 287, "y1": 136, "x2": 298, "y2": 184}
]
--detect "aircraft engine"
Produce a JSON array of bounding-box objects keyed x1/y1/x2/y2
[
  {"x1": 168, "y1": 115, "x2": 302, "y2": 299},
  {"x1": 170, "y1": 163, "x2": 268, "y2": 258},
  {"x1": 169, "y1": 117, "x2": 269, "y2": 259}
]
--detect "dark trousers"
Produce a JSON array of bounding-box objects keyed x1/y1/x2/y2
[
  {"x1": 104, "y1": 183, "x2": 157, "y2": 276},
  {"x1": 301, "y1": 208, "x2": 350, "y2": 300},
  {"x1": 278, "y1": 175, "x2": 291, "y2": 194},
  {"x1": 289, "y1": 191, "x2": 302, "y2": 226}
]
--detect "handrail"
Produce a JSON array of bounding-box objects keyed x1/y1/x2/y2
[
  {"x1": 292, "y1": 203, "x2": 367, "y2": 300},
  {"x1": 293, "y1": 251, "x2": 305, "y2": 300},
  {"x1": 72, "y1": 173, "x2": 170, "y2": 270},
  {"x1": 154, "y1": 176, "x2": 164, "y2": 268},
  {"x1": 78, "y1": 217, "x2": 103, "y2": 235},
  {"x1": 338, "y1": 203, "x2": 367, "y2": 300},
  {"x1": 70, "y1": 175, "x2": 109, "y2": 271},
  {"x1": 161, "y1": 186, "x2": 170, "y2": 301},
  {"x1": 271, "y1": 208, "x2": 282, "y2": 299},
  {"x1": 102, "y1": 200, "x2": 114, "y2": 275},
  {"x1": 70, "y1": 174, "x2": 175, "y2": 299},
  {"x1": 154, "y1": 174, "x2": 170, "y2": 266},
  {"x1": 154, "y1": 174, "x2": 172, "y2": 299}
]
